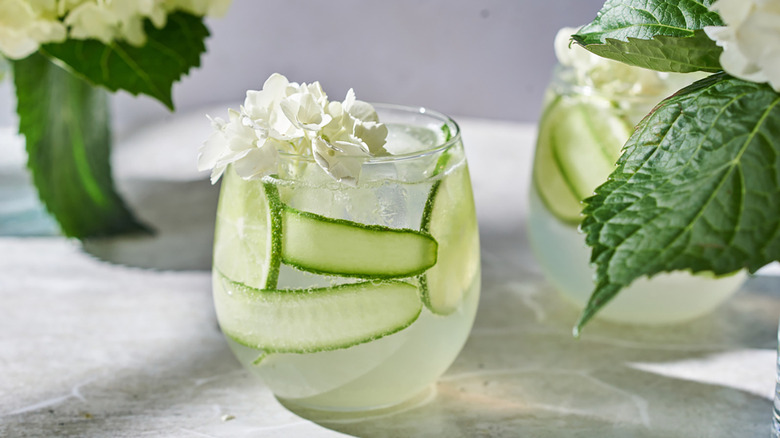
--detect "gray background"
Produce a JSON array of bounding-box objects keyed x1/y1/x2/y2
[
  {"x1": 111, "y1": 0, "x2": 604, "y2": 134},
  {"x1": 1, "y1": 1, "x2": 606, "y2": 133}
]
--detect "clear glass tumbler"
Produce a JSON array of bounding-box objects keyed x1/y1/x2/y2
[
  {"x1": 528, "y1": 65, "x2": 746, "y2": 325},
  {"x1": 211, "y1": 105, "x2": 480, "y2": 412}
]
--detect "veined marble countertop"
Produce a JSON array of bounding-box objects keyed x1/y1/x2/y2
[{"x1": 1, "y1": 110, "x2": 777, "y2": 437}]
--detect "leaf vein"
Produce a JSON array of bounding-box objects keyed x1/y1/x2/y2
[
  {"x1": 145, "y1": 39, "x2": 187, "y2": 68},
  {"x1": 636, "y1": 89, "x2": 754, "y2": 269},
  {"x1": 740, "y1": 96, "x2": 780, "y2": 260},
  {"x1": 111, "y1": 44, "x2": 163, "y2": 98},
  {"x1": 604, "y1": 81, "x2": 745, "y2": 276}
]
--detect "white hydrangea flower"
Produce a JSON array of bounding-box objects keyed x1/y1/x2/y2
[
  {"x1": 704, "y1": 0, "x2": 780, "y2": 92},
  {"x1": 200, "y1": 73, "x2": 388, "y2": 185},
  {"x1": 0, "y1": 0, "x2": 66, "y2": 59},
  {"x1": 65, "y1": 0, "x2": 168, "y2": 46},
  {"x1": 311, "y1": 136, "x2": 370, "y2": 187},
  {"x1": 198, "y1": 109, "x2": 281, "y2": 183},
  {"x1": 556, "y1": 26, "x2": 680, "y2": 97},
  {"x1": 0, "y1": 0, "x2": 230, "y2": 59},
  {"x1": 279, "y1": 81, "x2": 332, "y2": 134},
  {"x1": 340, "y1": 89, "x2": 388, "y2": 156},
  {"x1": 64, "y1": 2, "x2": 118, "y2": 44}
]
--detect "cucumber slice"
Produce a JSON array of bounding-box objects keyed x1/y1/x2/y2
[
  {"x1": 419, "y1": 163, "x2": 480, "y2": 315},
  {"x1": 532, "y1": 95, "x2": 632, "y2": 224},
  {"x1": 214, "y1": 272, "x2": 422, "y2": 353},
  {"x1": 214, "y1": 169, "x2": 283, "y2": 289},
  {"x1": 280, "y1": 207, "x2": 438, "y2": 279}
]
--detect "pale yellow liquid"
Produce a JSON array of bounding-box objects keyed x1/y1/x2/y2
[{"x1": 220, "y1": 272, "x2": 479, "y2": 411}]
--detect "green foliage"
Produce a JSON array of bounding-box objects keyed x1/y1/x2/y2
[
  {"x1": 11, "y1": 12, "x2": 210, "y2": 238},
  {"x1": 13, "y1": 53, "x2": 149, "y2": 238},
  {"x1": 576, "y1": 73, "x2": 780, "y2": 333},
  {"x1": 41, "y1": 12, "x2": 209, "y2": 110},
  {"x1": 573, "y1": 0, "x2": 723, "y2": 72}
]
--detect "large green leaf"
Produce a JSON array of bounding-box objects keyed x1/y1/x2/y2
[
  {"x1": 576, "y1": 73, "x2": 780, "y2": 334},
  {"x1": 13, "y1": 53, "x2": 149, "y2": 238},
  {"x1": 40, "y1": 12, "x2": 208, "y2": 110},
  {"x1": 572, "y1": 0, "x2": 724, "y2": 73}
]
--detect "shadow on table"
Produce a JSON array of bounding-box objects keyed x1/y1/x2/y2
[
  {"x1": 305, "y1": 220, "x2": 777, "y2": 437},
  {"x1": 0, "y1": 305, "x2": 239, "y2": 435},
  {"x1": 82, "y1": 178, "x2": 219, "y2": 271},
  {"x1": 1, "y1": 302, "x2": 321, "y2": 437}
]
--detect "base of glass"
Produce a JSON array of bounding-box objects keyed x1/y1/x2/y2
[{"x1": 276, "y1": 383, "x2": 436, "y2": 423}]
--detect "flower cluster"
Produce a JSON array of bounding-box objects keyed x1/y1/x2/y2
[
  {"x1": 704, "y1": 0, "x2": 780, "y2": 92},
  {"x1": 0, "y1": 0, "x2": 231, "y2": 60},
  {"x1": 199, "y1": 73, "x2": 388, "y2": 186},
  {"x1": 555, "y1": 26, "x2": 693, "y2": 97}
]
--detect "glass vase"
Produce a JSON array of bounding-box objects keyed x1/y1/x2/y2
[{"x1": 0, "y1": 58, "x2": 58, "y2": 236}]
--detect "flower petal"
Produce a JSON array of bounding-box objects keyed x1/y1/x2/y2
[
  {"x1": 706, "y1": 0, "x2": 780, "y2": 91},
  {"x1": 312, "y1": 137, "x2": 369, "y2": 186},
  {"x1": 231, "y1": 141, "x2": 279, "y2": 180},
  {"x1": 354, "y1": 121, "x2": 388, "y2": 156},
  {"x1": 343, "y1": 89, "x2": 379, "y2": 122}
]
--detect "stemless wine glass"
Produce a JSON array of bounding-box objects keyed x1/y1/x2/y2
[
  {"x1": 211, "y1": 104, "x2": 480, "y2": 412},
  {"x1": 528, "y1": 64, "x2": 746, "y2": 324}
]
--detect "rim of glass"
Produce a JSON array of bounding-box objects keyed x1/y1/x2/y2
[{"x1": 276, "y1": 103, "x2": 462, "y2": 163}]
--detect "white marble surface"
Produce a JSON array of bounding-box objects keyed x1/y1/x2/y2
[{"x1": 1, "y1": 114, "x2": 778, "y2": 437}]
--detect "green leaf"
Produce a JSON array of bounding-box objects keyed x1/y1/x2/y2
[
  {"x1": 572, "y1": 0, "x2": 724, "y2": 73},
  {"x1": 40, "y1": 12, "x2": 209, "y2": 110},
  {"x1": 579, "y1": 30, "x2": 723, "y2": 73},
  {"x1": 576, "y1": 73, "x2": 780, "y2": 334},
  {"x1": 13, "y1": 53, "x2": 149, "y2": 238}
]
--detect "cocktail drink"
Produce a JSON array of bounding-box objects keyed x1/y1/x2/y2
[
  {"x1": 203, "y1": 81, "x2": 480, "y2": 412},
  {"x1": 528, "y1": 29, "x2": 745, "y2": 324}
]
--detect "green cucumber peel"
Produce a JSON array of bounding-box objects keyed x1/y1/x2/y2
[
  {"x1": 441, "y1": 123, "x2": 452, "y2": 142},
  {"x1": 213, "y1": 174, "x2": 283, "y2": 290},
  {"x1": 417, "y1": 147, "x2": 443, "y2": 310},
  {"x1": 417, "y1": 274, "x2": 435, "y2": 313},
  {"x1": 532, "y1": 94, "x2": 632, "y2": 226},
  {"x1": 418, "y1": 162, "x2": 479, "y2": 315},
  {"x1": 427, "y1": 122, "x2": 455, "y2": 176},
  {"x1": 532, "y1": 95, "x2": 583, "y2": 225},
  {"x1": 419, "y1": 180, "x2": 441, "y2": 234},
  {"x1": 217, "y1": 272, "x2": 422, "y2": 354},
  {"x1": 421, "y1": 121, "x2": 458, "y2": 232},
  {"x1": 280, "y1": 206, "x2": 438, "y2": 279},
  {"x1": 262, "y1": 181, "x2": 284, "y2": 289},
  {"x1": 252, "y1": 351, "x2": 269, "y2": 366},
  {"x1": 417, "y1": 180, "x2": 447, "y2": 314}
]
